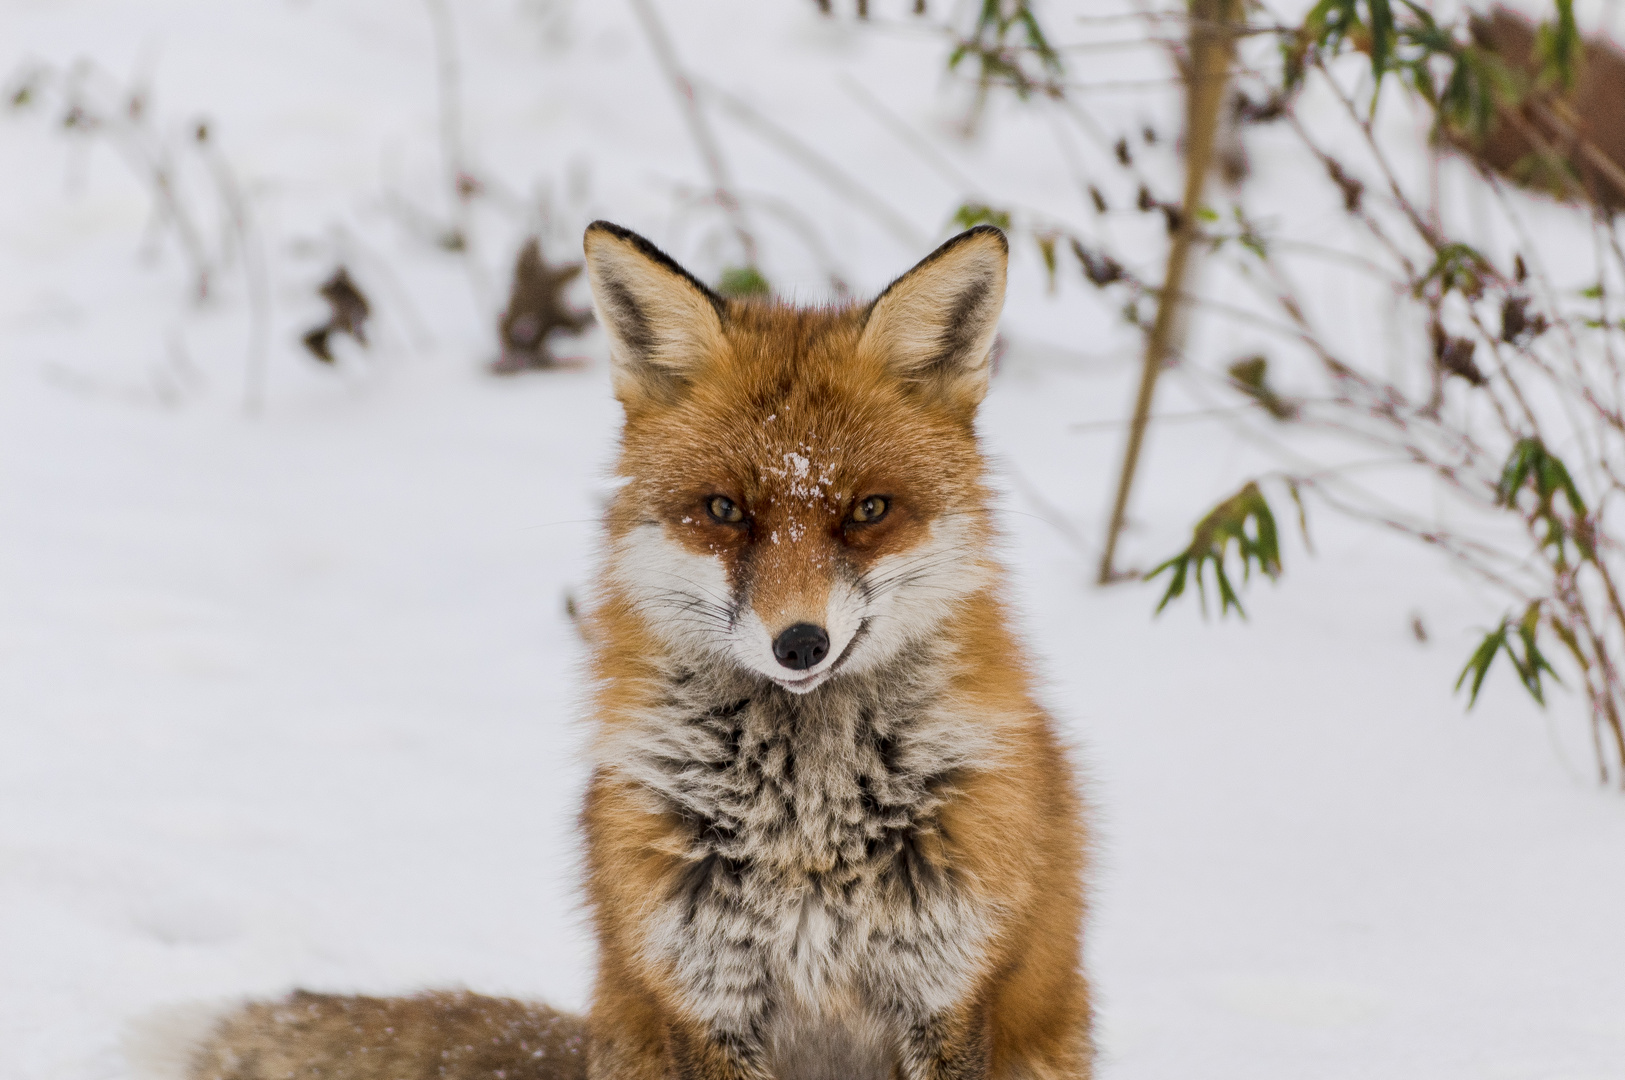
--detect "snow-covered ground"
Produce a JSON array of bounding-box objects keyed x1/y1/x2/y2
[{"x1": 2, "y1": 2, "x2": 1623, "y2": 1078}]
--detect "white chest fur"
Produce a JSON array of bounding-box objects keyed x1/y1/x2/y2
[{"x1": 601, "y1": 654, "x2": 1000, "y2": 1051}]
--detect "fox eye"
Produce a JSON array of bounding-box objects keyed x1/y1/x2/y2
[
  {"x1": 850, "y1": 496, "x2": 889, "y2": 524},
  {"x1": 707, "y1": 495, "x2": 745, "y2": 524}
]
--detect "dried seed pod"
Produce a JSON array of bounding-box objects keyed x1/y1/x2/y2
[
  {"x1": 493, "y1": 237, "x2": 594, "y2": 374},
  {"x1": 1500, "y1": 295, "x2": 1549, "y2": 343},
  {"x1": 318, "y1": 268, "x2": 370, "y2": 345},
  {"x1": 1432, "y1": 323, "x2": 1487, "y2": 386},
  {"x1": 1325, "y1": 158, "x2": 1364, "y2": 213},
  {"x1": 301, "y1": 267, "x2": 372, "y2": 364},
  {"x1": 1070, "y1": 238, "x2": 1123, "y2": 287}
]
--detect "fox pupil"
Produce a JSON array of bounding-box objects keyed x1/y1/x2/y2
[
  {"x1": 707, "y1": 495, "x2": 744, "y2": 524},
  {"x1": 853, "y1": 496, "x2": 888, "y2": 523}
]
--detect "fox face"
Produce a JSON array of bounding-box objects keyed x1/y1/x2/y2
[{"x1": 584, "y1": 223, "x2": 1007, "y2": 694}]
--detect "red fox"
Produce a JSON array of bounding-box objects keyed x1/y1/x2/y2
[{"x1": 186, "y1": 223, "x2": 1092, "y2": 1080}]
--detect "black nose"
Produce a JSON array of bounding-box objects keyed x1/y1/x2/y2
[{"x1": 773, "y1": 623, "x2": 830, "y2": 671}]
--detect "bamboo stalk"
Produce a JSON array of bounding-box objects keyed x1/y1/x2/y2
[{"x1": 1097, "y1": 0, "x2": 1241, "y2": 583}]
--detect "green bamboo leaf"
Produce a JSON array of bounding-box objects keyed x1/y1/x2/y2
[
  {"x1": 1036, "y1": 232, "x2": 1058, "y2": 292},
  {"x1": 1497, "y1": 438, "x2": 1537, "y2": 506},
  {"x1": 1458, "y1": 607, "x2": 1563, "y2": 709},
  {"x1": 1497, "y1": 438, "x2": 1592, "y2": 564},
  {"x1": 1414, "y1": 242, "x2": 1490, "y2": 299},
  {"x1": 1150, "y1": 554, "x2": 1190, "y2": 614},
  {"x1": 1215, "y1": 562, "x2": 1243, "y2": 618},
  {"x1": 1368, "y1": 0, "x2": 1396, "y2": 81},
  {"x1": 1456, "y1": 621, "x2": 1509, "y2": 707},
  {"x1": 1147, "y1": 481, "x2": 1283, "y2": 620},
  {"x1": 1227, "y1": 356, "x2": 1298, "y2": 420},
  {"x1": 947, "y1": 0, "x2": 1063, "y2": 97},
  {"x1": 1517, "y1": 603, "x2": 1559, "y2": 691},
  {"x1": 718, "y1": 266, "x2": 770, "y2": 298},
  {"x1": 1546, "y1": 614, "x2": 1588, "y2": 672},
  {"x1": 1535, "y1": 0, "x2": 1580, "y2": 92},
  {"x1": 951, "y1": 202, "x2": 1012, "y2": 231}
]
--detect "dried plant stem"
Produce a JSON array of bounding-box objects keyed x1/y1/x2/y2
[
  {"x1": 1098, "y1": 0, "x2": 1241, "y2": 583},
  {"x1": 663, "y1": 180, "x2": 850, "y2": 293},
  {"x1": 840, "y1": 75, "x2": 984, "y2": 197},
  {"x1": 698, "y1": 78, "x2": 927, "y2": 250},
  {"x1": 67, "y1": 68, "x2": 217, "y2": 300},
  {"x1": 423, "y1": 0, "x2": 467, "y2": 200},
  {"x1": 198, "y1": 139, "x2": 272, "y2": 415},
  {"x1": 141, "y1": 152, "x2": 214, "y2": 301},
  {"x1": 421, "y1": 0, "x2": 492, "y2": 310},
  {"x1": 627, "y1": 0, "x2": 759, "y2": 268}
]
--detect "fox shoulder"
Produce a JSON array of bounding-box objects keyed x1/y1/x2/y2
[{"x1": 180, "y1": 990, "x2": 585, "y2": 1080}]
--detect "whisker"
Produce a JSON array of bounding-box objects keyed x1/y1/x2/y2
[
  {"x1": 631, "y1": 567, "x2": 739, "y2": 613},
  {"x1": 863, "y1": 548, "x2": 976, "y2": 596}
]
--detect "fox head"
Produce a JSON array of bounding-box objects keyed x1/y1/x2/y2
[{"x1": 584, "y1": 221, "x2": 1006, "y2": 695}]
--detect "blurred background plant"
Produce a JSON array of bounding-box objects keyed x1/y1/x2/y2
[
  {"x1": 7, "y1": 57, "x2": 274, "y2": 408},
  {"x1": 811, "y1": 0, "x2": 1625, "y2": 785},
  {"x1": 9, "y1": 0, "x2": 1625, "y2": 785}
]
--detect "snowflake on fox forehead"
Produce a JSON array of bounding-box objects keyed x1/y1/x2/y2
[{"x1": 765, "y1": 447, "x2": 838, "y2": 505}]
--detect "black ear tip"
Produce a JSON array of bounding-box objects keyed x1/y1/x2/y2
[
  {"x1": 585, "y1": 219, "x2": 634, "y2": 243},
  {"x1": 579, "y1": 220, "x2": 728, "y2": 316},
  {"x1": 924, "y1": 225, "x2": 1007, "y2": 264},
  {"x1": 961, "y1": 224, "x2": 1009, "y2": 251}
]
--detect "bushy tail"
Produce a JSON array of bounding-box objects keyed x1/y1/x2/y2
[{"x1": 187, "y1": 989, "x2": 587, "y2": 1080}]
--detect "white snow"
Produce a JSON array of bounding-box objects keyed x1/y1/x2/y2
[{"x1": 1, "y1": 2, "x2": 1622, "y2": 1079}]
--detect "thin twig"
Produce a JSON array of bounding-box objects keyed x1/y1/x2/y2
[
  {"x1": 627, "y1": 0, "x2": 759, "y2": 268},
  {"x1": 197, "y1": 131, "x2": 273, "y2": 415},
  {"x1": 698, "y1": 78, "x2": 928, "y2": 251},
  {"x1": 840, "y1": 75, "x2": 985, "y2": 196},
  {"x1": 421, "y1": 0, "x2": 492, "y2": 311}
]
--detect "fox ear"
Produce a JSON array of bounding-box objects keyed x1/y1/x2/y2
[
  {"x1": 858, "y1": 226, "x2": 1007, "y2": 416},
  {"x1": 583, "y1": 221, "x2": 728, "y2": 408}
]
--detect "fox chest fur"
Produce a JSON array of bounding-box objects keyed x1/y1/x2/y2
[{"x1": 600, "y1": 650, "x2": 997, "y2": 1069}]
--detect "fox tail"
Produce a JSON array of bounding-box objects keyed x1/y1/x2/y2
[{"x1": 168, "y1": 989, "x2": 586, "y2": 1080}]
